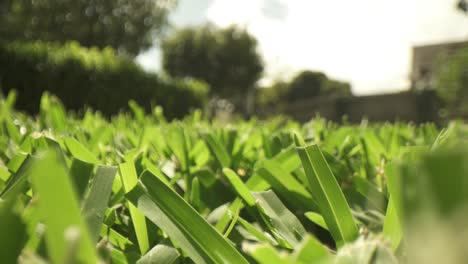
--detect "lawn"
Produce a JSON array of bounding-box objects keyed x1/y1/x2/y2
[{"x1": 1, "y1": 92, "x2": 467, "y2": 263}]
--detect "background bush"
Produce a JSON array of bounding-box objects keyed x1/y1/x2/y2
[{"x1": 0, "y1": 41, "x2": 208, "y2": 118}]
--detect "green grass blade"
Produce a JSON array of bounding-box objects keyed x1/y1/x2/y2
[
  {"x1": 69, "y1": 159, "x2": 94, "y2": 199},
  {"x1": 64, "y1": 137, "x2": 99, "y2": 164},
  {"x1": 202, "y1": 132, "x2": 231, "y2": 168},
  {"x1": 100, "y1": 224, "x2": 135, "y2": 250},
  {"x1": 385, "y1": 162, "x2": 402, "y2": 217},
  {"x1": 137, "y1": 242, "x2": 180, "y2": 264},
  {"x1": 6, "y1": 151, "x2": 28, "y2": 173},
  {"x1": 64, "y1": 137, "x2": 99, "y2": 198},
  {"x1": 256, "y1": 159, "x2": 318, "y2": 211},
  {"x1": 383, "y1": 162, "x2": 402, "y2": 250},
  {"x1": 382, "y1": 199, "x2": 402, "y2": 251},
  {"x1": 353, "y1": 177, "x2": 387, "y2": 212},
  {"x1": 81, "y1": 165, "x2": 117, "y2": 242},
  {"x1": 294, "y1": 134, "x2": 358, "y2": 247},
  {"x1": 0, "y1": 165, "x2": 10, "y2": 183},
  {"x1": 223, "y1": 168, "x2": 256, "y2": 207},
  {"x1": 30, "y1": 149, "x2": 98, "y2": 263},
  {"x1": 244, "y1": 243, "x2": 286, "y2": 264},
  {"x1": 215, "y1": 174, "x2": 270, "y2": 233},
  {"x1": 127, "y1": 170, "x2": 249, "y2": 264},
  {"x1": 119, "y1": 162, "x2": 150, "y2": 254},
  {"x1": 304, "y1": 212, "x2": 329, "y2": 231},
  {"x1": 237, "y1": 217, "x2": 276, "y2": 244},
  {"x1": 253, "y1": 190, "x2": 306, "y2": 248},
  {"x1": 166, "y1": 124, "x2": 189, "y2": 172},
  {"x1": 0, "y1": 198, "x2": 27, "y2": 263},
  {"x1": 292, "y1": 235, "x2": 330, "y2": 264},
  {"x1": 1, "y1": 154, "x2": 33, "y2": 199},
  {"x1": 190, "y1": 177, "x2": 201, "y2": 210},
  {"x1": 270, "y1": 146, "x2": 302, "y2": 173}
]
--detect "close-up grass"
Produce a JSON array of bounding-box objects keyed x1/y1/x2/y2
[{"x1": 1, "y1": 92, "x2": 468, "y2": 263}]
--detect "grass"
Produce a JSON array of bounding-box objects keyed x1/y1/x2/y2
[{"x1": 1, "y1": 92, "x2": 468, "y2": 263}]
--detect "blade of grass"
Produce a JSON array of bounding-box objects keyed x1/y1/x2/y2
[
  {"x1": 270, "y1": 146, "x2": 302, "y2": 173},
  {"x1": 64, "y1": 137, "x2": 100, "y2": 198},
  {"x1": 292, "y1": 235, "x2": 330, "y2": 264},
  {"x1": 253, "y1": 190, "x2": 307, "y2": 248},
  {"x1": 119, "y1": 162, "x2": 150, "y2": 254},
  {"x1": 30, "y1": 149, "x2": 98, "y2": 263},
  {"x1": 244, "y1": 243, "x2": 286, "y2": 264},
  {"x1": 136, "y1": 242, "x2": 180, "y2": 264},
  {"x1": 69, "y1": 159, "x2": 94, "y2": 199},
  {"x1": 81, "y1": 166, "x2": 117, "y2": 242},
  {"x1": 223, "y1": 168, "x2": 256, "y2": 207},
  {"x1": 190, "y1": 177, "x2": 201, "y2": 210},
  {"x1": 353, "y1": 177, "x2": 387, "y2": 212},
  {"x1": 294, "y1": 133, "x2": 358, "y2": 247},
  {"x1": 64, "y1": 137, "x2": 99, "y2": 164},
  {"x1": 215, "y1": 174, "x2": 270, "y2": 233},
  {"x1": 127, "y1": 170, "x2": 249, "y2": 264},
  {"x1": 256, "y1": 159, "x2": 318, "y2": 211},
  {"x1": 383, "y1": 162, "x2": 402, "y2": 250},
  {"x1": 100, "y1": 224, "x2": 135, "y2": 250},
  {"x1": 0, "y1": 198, "x2": 27, "y2": 263},
  {"x1": 304, "y1": 212, "x2": 329, "y2": 231},
  {"x1": 1, "y1": 154, "x2": 33, "y2": 199},
  {"x1": 237, "y1": 217, "x2": 277, "y2": 244},
  {"x1": 382, "y1": 199, "x2": 401, "y2": 251},
  {"x1": 202, "y1": 132, "x2": 231, "y2": 168}
]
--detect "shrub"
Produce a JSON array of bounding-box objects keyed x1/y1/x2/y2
[{"x1": 0, "y1": 41, "x2": 208, "y2": 118}]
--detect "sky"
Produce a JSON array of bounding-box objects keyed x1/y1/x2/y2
[{"x1": 137, "y1": 0, "x2": 468, "y2": 95}]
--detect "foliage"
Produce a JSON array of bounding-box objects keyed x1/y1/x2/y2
[
  {"x1": 1, "y1": 92, "x2": 468, "y2": 263},
  {"x1": 161, "y1": 24, "x2": 264, "y2": 98},
  {"x1": 0, "y1": 41, "x2": 208, "y2": 118},
  {"x1": 287, "y1": 71, "x2": 328, "y2": 101},
  {"x1": 257, "y1": 71, "x2": 352, "y2": 108},
  {"x1": 325, "y1": 79, "x2": 352, "y2": 97},
  {"x1": 458, "y1": 0, "x2": 467, "y2": 12},
  {"x1": 435, "y1": 47, "x2": 468, "y2": 116},
  {"x1": 286, "y1": 71, "x2": 352, "y2": 102},
  {"x1": 256, "y1": 80, "x2": 290, "y2": 108},
  {"x1": 0, "y1": 0, "x2": 176, "y2": 56}
]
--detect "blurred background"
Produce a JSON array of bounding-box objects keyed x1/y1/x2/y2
[{"x1": 0, "y1": 0, "x2": 467, "y2": 122}]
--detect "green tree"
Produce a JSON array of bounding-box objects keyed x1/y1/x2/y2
[
  {"x1": 161, "y1": 24, "x2": 264, "y2": 98},
  {"x1": 326, "y1": 79, "x2": 352, "y2": 97},
  {"x1": 435, "y1": 47, "x2": 468, "y2": 116},
  {"x1": 256, "y1": 79, "x2": 289, "y2": 107},
  {"x1": 286, "y1": 71, "x2": 328, "y2": 101},
  {"x1": 0, "y1": 0, "x2": 176, "y2": 56},
  {"x1": 284, "y1": 70, "x2": 352, "y2": 102},
  {"x1": 458, "y1": 0, "x2": 467, "y2": 12}
]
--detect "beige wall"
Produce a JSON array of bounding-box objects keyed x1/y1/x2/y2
[
  {"x1": 259, "y1": 91, "x2": 440, "y2": 123},
  {"x1": 411, "y1": 40, "x2": 468, "y2": 90}
]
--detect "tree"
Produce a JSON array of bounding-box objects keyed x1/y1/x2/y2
[
  {"x1": 284, "y1": 70, "x2": 352, "y2": 102},
  {"x1": 161, "y1": 24, "x2": 264, "y2": 98},
  {"x1": 435, "y1": 47, "x2": 468, "y2": 116},
  {"x1": 458, "y1": 0, "x2": 467, "y2": 13},
  {"x1": 326, "y1": 79, "x2": 352, "y2": 97},
  {"x1": 256, "y1": 79, "x2": 289, "y2": 107},
  {"x1": 0, "y1": 0, "x2": 176, "y2": 56},
  {"x1": 286, "y1": 71, "x2": 328, "y2": 101}
]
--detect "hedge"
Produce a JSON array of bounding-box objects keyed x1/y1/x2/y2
[{"x1": 0, "y1": 41, "x2": 208, "y2": 118}]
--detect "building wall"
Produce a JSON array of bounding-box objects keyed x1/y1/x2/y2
[
  {"x1": 411, "y1": 40, "x2": 468, "y2": 90},
  {"x1": 259, "y1": 91, "x2": 440, "y2": 123}
]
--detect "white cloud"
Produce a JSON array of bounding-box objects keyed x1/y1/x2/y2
[{"x1": 206, "y1": 0, "x2": 468, "y2": 95}]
